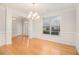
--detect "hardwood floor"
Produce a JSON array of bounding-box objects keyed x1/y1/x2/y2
[{"x1": 0, "y1": 35, "x2": 78, "y2": 55}]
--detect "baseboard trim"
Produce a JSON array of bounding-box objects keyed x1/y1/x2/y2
[{"x1": 32, "y1": 37, "x2": 75, "y2": 47}]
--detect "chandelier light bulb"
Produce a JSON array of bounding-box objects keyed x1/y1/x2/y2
[
  {"x1": 27, "y1": 11, "x2": 33, "y2": 18},
  {"x1": 36, "y1": 15, "x2": 40, "y2": 19},
  {"x1": 27, "y1": 11, "x2": 40, "y2": 20},
  {"x1": 32, "y1": 12, "x2": 38, "y2": 18}
]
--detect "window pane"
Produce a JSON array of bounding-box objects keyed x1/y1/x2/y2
[
  {"x1": 43, "y1": 17, "x2": 50, "y2": 34},
  {"x1": 43, "y1": 26, "x2": 50, "y2": 34},
  {"x1": 51, "y1": 31, "x2": 59, "y2": 35},
  {"x1": 51, "y1": 16, "x2": 60, "y2": 35},
  {"x1": 43, "y1": 16, "x2": 60, "y2": 35}
]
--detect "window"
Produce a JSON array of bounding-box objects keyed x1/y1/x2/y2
[{"x1": 43, "y1": 16, "x2": 60, "y2": 35}]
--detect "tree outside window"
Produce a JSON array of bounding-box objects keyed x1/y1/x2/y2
[{"x1": 43, "y1": 16, "x2": 60, "y2": 35}]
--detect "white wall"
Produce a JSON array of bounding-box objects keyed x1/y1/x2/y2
[
  {"x1": 11, "y1": 8, "x2": 27, "y2": 36},
  {"x1": 6, "y1": 8, "x2": 27, "y2": 44},
  {"x1": 32, "y1": 7, "x2": 76, "y2": 46},
  {"x1": 0, "y1": 6, "x2": 6, "y2": 46},
  {"x1": 12, "y1": 18, "x2": 28, "y2": 36},
  {"x1": 75, "y1": 5, "x2": 79, "y2": 53},
  {"x1": 5, "y1": 8, "x2": 12, "y2": 45},
  {"x1": 12, "y1": 18, "x2": 22, "y2": 36},
  {"x1": 23, "y1": 22, "x2": 28, "y2": 35},
  {"x1": 0, "y1": 6, "x2": 12, "y2": 46},
  {"x1": 0, "y1": 6, "x2": 27, "y2": 46}
]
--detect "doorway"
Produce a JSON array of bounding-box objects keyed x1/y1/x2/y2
[{"x1": 12, "y1": 17, "x2": 29, "y2": 48}]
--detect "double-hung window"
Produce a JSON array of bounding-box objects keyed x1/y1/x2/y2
[{"x1": 43, "y1": 16, "x2": 60, "y2": 35}]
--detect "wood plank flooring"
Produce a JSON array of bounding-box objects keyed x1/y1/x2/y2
[{"x1": 0, "y1": 35, "x2": 78, "y2": 55}]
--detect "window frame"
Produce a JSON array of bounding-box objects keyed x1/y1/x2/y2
[{"x1": 43, "y1": 16, "x2": 60, "y2": 35}]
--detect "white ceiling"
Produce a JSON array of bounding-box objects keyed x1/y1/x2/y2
[{"x1": 0, "y1": 3, "x2": 77, "y2": 16}]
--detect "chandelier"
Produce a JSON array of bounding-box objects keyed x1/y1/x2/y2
[{"x1": 27, "y1": 3, "x2": 40, "y2": 20}]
